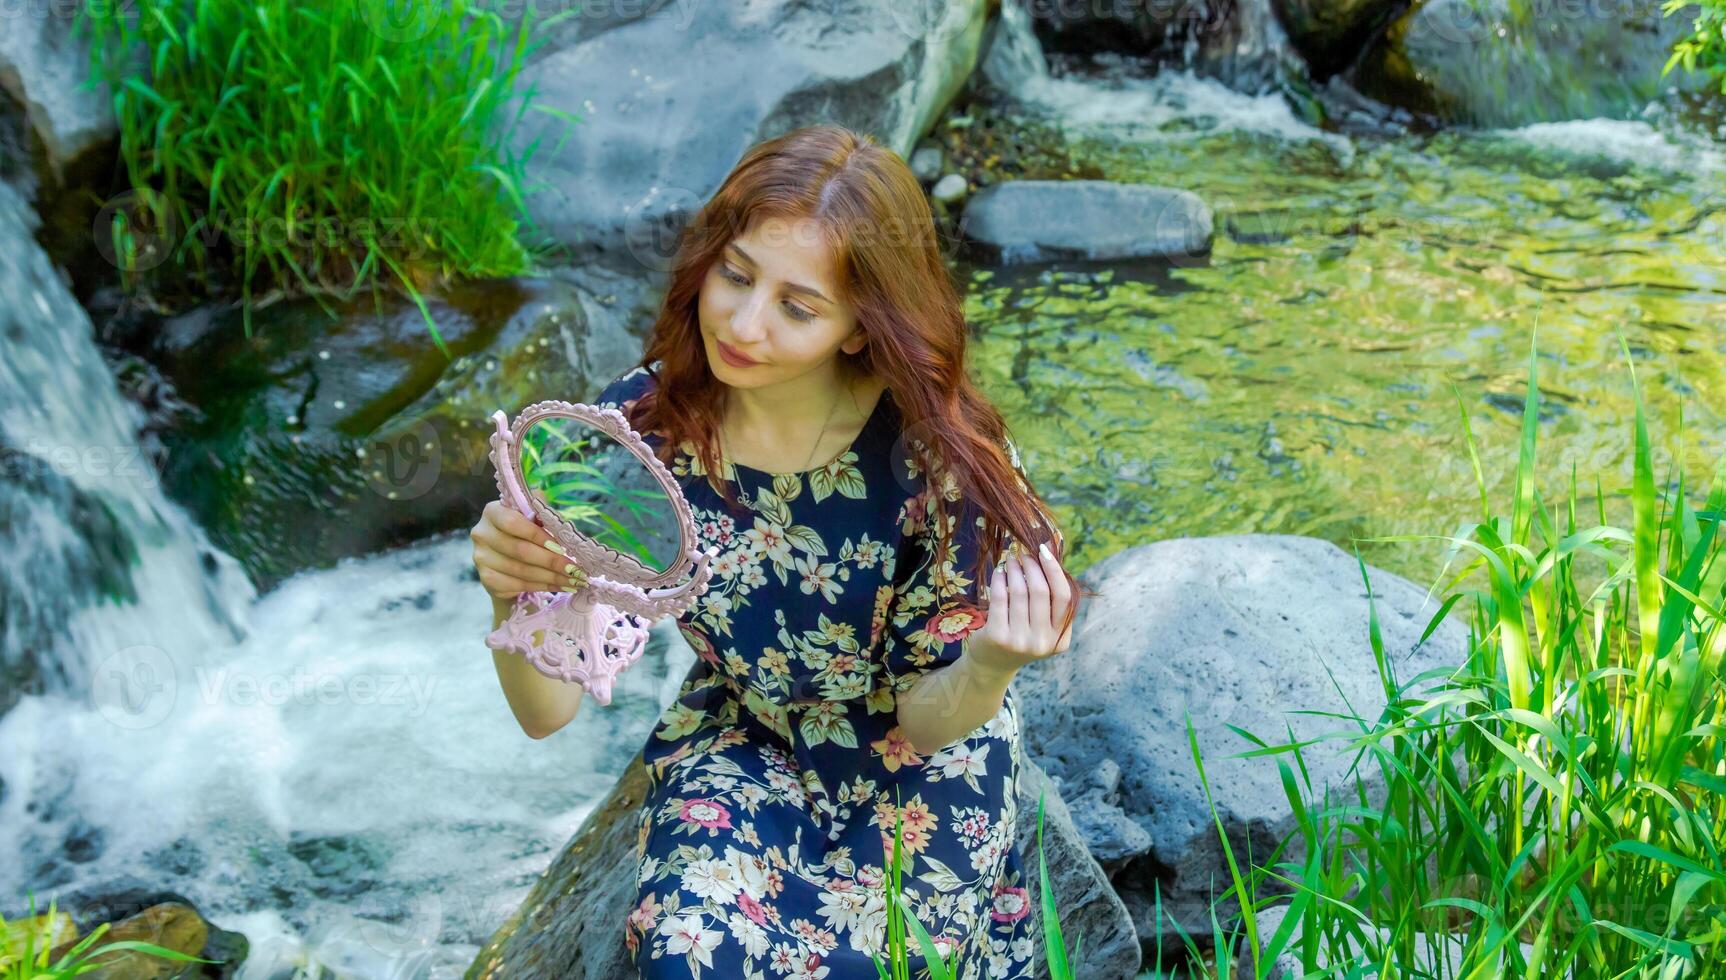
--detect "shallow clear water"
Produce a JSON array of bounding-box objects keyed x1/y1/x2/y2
[{"x1": 962, "y1": 69, "x2": 1725, "y2": 589}]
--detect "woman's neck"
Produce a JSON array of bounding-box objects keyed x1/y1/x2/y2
[
  {"x1": 723, "y1": 365, "x2": 861, "y2": 445},
  {"x1": 719, "y1": 368, "x2": 886, "y2": 472}
]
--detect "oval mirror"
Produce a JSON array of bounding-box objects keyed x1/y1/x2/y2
[
  {"x1": 516, "y1": 413, "x2": 685, "y2": 580},
  {"x1": 484, "y1": 399, "x2": 715, "y2": 705}
]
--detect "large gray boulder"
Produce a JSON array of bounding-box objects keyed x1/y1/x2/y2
[
  {"x1": 468, "y1": 753, "x2": 1140, "y2": 979},
  {"x1": 960, "y1": 180, "x2": 1213, "y2": 266},
  {"x1": 1013, "y1": 534, "x2": 1468, "y2": 955},
  {"x1": 1354, "y1": 0, "x2": 1713, "y2": 127},
  {"x1": 0, "y1": 2, "x2": 115, "y2": 181},
  {"x1": 509, "y1": 0, "x2": 991, "y2": 266}
]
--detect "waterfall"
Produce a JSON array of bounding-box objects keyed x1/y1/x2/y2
[
  {"x1": 0, "y1": 179, "x2": 254, "y2": 705},
  {"x1": 986, "y1": 0, "x2": 1307, "y2": 97},
  {"x1": 980, "y1": 0, "x2": 1050, "y2": 96},
  {"x1": 0, "y1": 178, "x2": 690, "y2": 975},
  {"x1": 981, "y1": 0, "x2": 1347, "y2": 154}
]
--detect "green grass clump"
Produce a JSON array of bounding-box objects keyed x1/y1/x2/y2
[
  {"x1": 75, "y1": 0, "x2": 578, "y2": 353},
  {"x1": 1191, "y1": 331, "x2": 1725, "y2": 978}
]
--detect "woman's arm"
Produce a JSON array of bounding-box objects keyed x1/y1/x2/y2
[
  {"x1": 894, "y1": 642, "x2": 1018, "y2": 754},
  {"x1": 480, "y1": 365, "x2": 655, "y2": 739},
  {"x1": 894, "y1": 540, "x2": 1073, "y2": 754},
  {"x1": 488, "y1": 594, "x2": 586, "y2": 739},
  {"x1": 472, "y1": 499, "x2": 592, "y2": 739}
]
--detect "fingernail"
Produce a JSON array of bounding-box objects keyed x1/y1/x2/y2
[
  {"x1": 564, "y1": 563, "x2": 579, "y2": 575},
  {"x1": 1039, "y1": 542, "x2": 1052, "y2": 559},
  {"x1": 543, "y1": 539, "x2": 567, "y2": 556}
]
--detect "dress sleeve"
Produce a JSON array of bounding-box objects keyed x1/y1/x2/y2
[
  {"x1": 590, "y1": 362, "x2": 656, "y2": 412},
  {"x1": 878, "y1": 434, "x2": 1057, "y2": 694}
]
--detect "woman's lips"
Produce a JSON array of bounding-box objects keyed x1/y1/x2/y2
[{"x1": 717, "y1": 340, "x2": 761, "y2": 367}]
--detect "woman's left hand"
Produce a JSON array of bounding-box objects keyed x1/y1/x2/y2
[{"x1": 963, "y1": 540, "x2": 1075, "y2": 677}]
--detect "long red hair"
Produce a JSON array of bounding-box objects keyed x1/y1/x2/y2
[{"x1": 615, "y1": 123, "x2": 1091, "y2": 638}]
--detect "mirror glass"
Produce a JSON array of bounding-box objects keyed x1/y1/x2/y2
[{"x1": 517, "y1": 415, "x2": 684, "y2": 575}]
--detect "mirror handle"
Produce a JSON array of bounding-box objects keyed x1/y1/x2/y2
[{"x1": 490, "y1": 410, "x2": 540, "y2": 522}]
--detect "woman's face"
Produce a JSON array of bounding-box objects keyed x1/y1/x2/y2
[{"x1": 698, "y1": 214, "x2": 867, "y2": 389}]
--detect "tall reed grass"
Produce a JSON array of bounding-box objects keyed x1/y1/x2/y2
[
  {"x1": 1193, "y1": 334, "x2": 1725, "y2": 978},
  {"x1": 75, "y1": 0, "x2": 577, "y2": 352}
]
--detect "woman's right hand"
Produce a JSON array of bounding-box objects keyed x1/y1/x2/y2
[{"x1": 470, "y1": 499, "x2": 589, "y2": 602}]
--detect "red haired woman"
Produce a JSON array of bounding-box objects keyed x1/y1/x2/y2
[{"x1": 470, "y1": 124, "x2": 1088, "y2": 978}]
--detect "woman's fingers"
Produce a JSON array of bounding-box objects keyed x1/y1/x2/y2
[
  {"x1": 983, "y1": 561, "x2": 1009, "y2": 644},
  {"x1": 1019, "y1": 547, "x2": 1053, "y2": 644},
  {"x1": 474, "y1": 545, "x2": 567, "y2": 592},
  {"x1": 1003, "y1": 549, "x2": 1030, "y2": 643},
  {"x1": 1053, "y1": 607, "x2": 1074, "y2": 653},
  {"x1": 1036, "y1": 541, "x2": 1071, "y2": 606},
  {"x1": 1034, "y1": 540, "x2": 1070, "y2": 658},
  {"x1": 481, "y1": 501, "x2": 579, "y2": 576}
]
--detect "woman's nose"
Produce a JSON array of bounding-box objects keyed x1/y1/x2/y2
[{"x1": 730, "y1": 296, "x2": 769, "y2": 345}]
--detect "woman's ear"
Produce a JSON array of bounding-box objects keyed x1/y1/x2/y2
[{"x1": 840, "y1": 326, "x2": 867, "y2": 355}]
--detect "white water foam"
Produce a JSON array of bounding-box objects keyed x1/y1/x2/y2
[{"x1": 1496, "y1": 116, "x2": 1726, "y2": 176}]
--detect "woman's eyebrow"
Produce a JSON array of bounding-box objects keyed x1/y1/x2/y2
[{"x1": 726, "y1": 244, "x2": 833, "y2": 306}]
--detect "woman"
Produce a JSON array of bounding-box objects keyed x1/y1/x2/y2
[{"x1": 469, "y1": 124, "x2": 1088, "y2": 979}]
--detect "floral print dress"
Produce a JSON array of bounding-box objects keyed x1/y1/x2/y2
[{"x1": 590, "y1": 363, "x2": 1044, "y2": 980}]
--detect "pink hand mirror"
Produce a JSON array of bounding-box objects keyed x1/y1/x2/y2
[{"x1": 484, "y1": 399, "x2": 715, "y2": 705}]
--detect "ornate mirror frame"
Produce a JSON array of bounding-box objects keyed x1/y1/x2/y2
[{"x1": 482, "y1": 400, "x2": 715, "y2": 704}]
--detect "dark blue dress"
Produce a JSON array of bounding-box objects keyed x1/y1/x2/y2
[{"x1": 590, "y1": 363, "x2": 1040, "y2": 979}]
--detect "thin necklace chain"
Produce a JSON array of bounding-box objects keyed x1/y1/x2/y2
[{"x1": 721, "y1": 377, "x2": 849, "y2": 496}]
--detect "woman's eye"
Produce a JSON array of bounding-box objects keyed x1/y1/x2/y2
[{"x1": 722, "y1": 265, "x2": 815, "y2": 322}]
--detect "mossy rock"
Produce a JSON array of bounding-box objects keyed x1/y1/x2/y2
[{"x1": 151, "y1": 276, "x2": 633, "y2": 591}]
